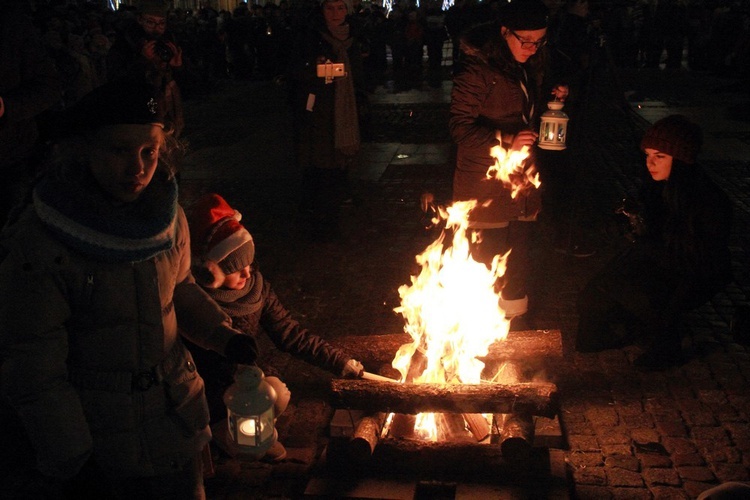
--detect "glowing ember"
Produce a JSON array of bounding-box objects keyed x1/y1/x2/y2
[{"x1": 486, "y1": 133, "x2": 541, "y2": 199}]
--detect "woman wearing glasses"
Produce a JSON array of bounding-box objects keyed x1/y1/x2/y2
[{"x1": 448, "y1": 0, "x2": 556, "y2": 326}]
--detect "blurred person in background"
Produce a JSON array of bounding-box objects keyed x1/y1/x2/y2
[
  {"x1": 286, "y1": 0, "x2": 368, "y2": 242},
  {"x1": 0, "y1": 0, "x2": 60, "y2": 229},
  {"x1": 108, "y1": 0, "x2": 185, "y2": 137}
]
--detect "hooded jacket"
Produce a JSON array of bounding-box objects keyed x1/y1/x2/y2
[
  {"x1": 450, "y1": 21, "x2": 544, "y2": 225},
  {"x1": 0, "y1": 172, "x2": 235, "y2": 480}
]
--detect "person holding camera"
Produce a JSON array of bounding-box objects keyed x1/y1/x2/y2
[
  {"x1": 107, "y1": 0, "x2": 184, "y2": 137},
  {"x1": 286, "y1": 0, "x2": 368, "y2": 242}
]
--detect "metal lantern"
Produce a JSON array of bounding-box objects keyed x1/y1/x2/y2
[
  {"x1": 224, "y1": 365, "x2": 277, "y2": 460},
  {"x1": 538, "y1": 100, "x2": 569, "y2": 150}
]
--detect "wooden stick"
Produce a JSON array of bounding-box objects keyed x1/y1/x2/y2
[{"x1": 361, "y1": 371, "x2": 399, "y2": 382}]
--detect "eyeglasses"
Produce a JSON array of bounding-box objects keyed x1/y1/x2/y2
[
  {"x1": 508, "y1": 30, "x2": 547, "y2": 50},
  {"x1": 141, "y1": 16, "x2": 167, "y2": 29}
]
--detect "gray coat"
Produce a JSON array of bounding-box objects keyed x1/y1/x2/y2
[{"x1": 0, "y1": 206, "x2": 233, "y2": 479}]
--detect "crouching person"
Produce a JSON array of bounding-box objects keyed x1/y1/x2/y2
[
  {"x1": 575, "y1": 115, "x2": 733, "y2": 370},
  {"x1": 0, "y1": 78, "x2": 256, "y2": 499},
  {"x1": 185, "y1": 193, "x2": 365, "y2": 462}
]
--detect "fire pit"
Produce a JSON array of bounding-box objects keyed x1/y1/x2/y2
[
  {"x1": 307, "y1": 329, "x2": 566, "y2": 498},
  {"x1": 309, "y1": 170, "x2": 567, "y2": 497}
]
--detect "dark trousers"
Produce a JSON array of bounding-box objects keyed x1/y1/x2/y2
[
  {"x1": 468, "y1": 221, "x2": 533, "y2": 301},
  {"x1": 575, "y1": 247, "x2": 717, "y2": 353}
]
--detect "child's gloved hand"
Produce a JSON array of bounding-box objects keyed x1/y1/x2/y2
[
  {"x1": 225, "y1": 334, "x2": 258, "y2": 365},
  {"x1": 340, "y1": 359, "x2": 364, "y2": 379}
]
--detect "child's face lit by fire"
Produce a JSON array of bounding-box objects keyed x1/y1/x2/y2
[{"x1": 221, "y1": 265, "x2": 252, "y2": 290}]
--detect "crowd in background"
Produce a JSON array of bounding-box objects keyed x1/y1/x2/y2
[{"x1": 20, "y1": 0, "x2": 750, "y2": 110}]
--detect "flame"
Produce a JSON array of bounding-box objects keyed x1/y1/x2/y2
[
  {"x1": 486, "y1": 133, "x2": 541, "y2": 199},
  {"x1": 386, "y1": 137, "x2": 541, "y2": 441},
  {"x1": 391, "y1": 200, "x2": 510, "y2": 440}
]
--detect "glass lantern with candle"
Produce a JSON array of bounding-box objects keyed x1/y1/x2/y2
[
  {"x1": 538, "y1": 100, "x2": 569, "y2": 150},
  {"x1": 224, "y1": 364, "x2": 278, "y2": 460}
]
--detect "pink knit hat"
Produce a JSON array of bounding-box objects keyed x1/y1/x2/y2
[{"x1": 188, "y1": 194, "x2": 255, "y2": 288}]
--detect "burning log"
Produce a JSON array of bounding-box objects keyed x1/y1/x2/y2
[
  {"x1": 330, "y1": 379, "x2": 558, "y2": 418},
  {"x1": 329, "y1": 330, "x2": 562, "y2": 367},
  {"x1": 463, "y1": 413, "x2": 490, "y2": 441}
]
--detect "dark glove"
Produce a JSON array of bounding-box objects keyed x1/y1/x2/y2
[
  {"x1": 340, "y1": 359, "x2": 364, "y2": 379},
  {"x1": 225, "y1": 335, "x2": 258, "y2": 365}
]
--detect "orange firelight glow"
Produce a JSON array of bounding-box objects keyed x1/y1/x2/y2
[{"x1": 486, "y1": 133, "x2": 541, "y2": 199}]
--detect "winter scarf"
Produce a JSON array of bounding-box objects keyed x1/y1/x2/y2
[
  {"x1": 33, "y1": 168, "x2": 178, "y2": 262},
  {"x1": 322, "y1": 23, "x2": 360, "y2": 156},
  {"x1": 205, "y1": 268, "x2": 264, "y2": 316}
]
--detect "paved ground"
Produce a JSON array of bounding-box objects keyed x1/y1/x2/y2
[{"x1": 175, "y1": 58, "x2": 750, "y2": 499}]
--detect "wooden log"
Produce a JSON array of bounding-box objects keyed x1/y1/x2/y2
[
  {"x1": 330, "y1": 379, "x2": 559, "y2": 418},
  {"x1": 328, "y1": 330, "x2": 562, "y2": 367},
  {"x1": 497, "y1": 412, "x2": 535, "y2": 461},
  {"x1": 348, "y1": 412, "x2": 386, "y2": 464},
  {"x1": 463, "y1": 413, "x2": 490, "y2": 441}
]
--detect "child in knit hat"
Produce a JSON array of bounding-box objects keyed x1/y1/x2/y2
[
  {"x1": 575, "y1": 115, "x2": 733, "y2": 370},
  {"x1": 185, "y1": 193, "x2": 365, "y2": 462}
]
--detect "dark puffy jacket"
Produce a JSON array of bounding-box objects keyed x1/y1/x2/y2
[
  {"x1": 186, "y1": 267, "x2": 351, "y2": 422},
  {"x1": 450, "y1": 21, "x2": 544, "y2": 224}
]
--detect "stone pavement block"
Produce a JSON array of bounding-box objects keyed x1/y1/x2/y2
[
  {"x1": 568, "y1": 434, "x2": 601, "y2": 452},
  {"x1": 573, "y1": 466, "x2": 607, "y2": 486},
  {"x1": 672, "y1": 452, "x2": 706, "y2": 467},
  {"x1": 637, "y1": 454, "x2": 673, "y2": 469},
  {"x1": 573, "y1": 485, "x2": 612, "y2": 499},
  {"x1": 630, "y1": 428, "x2": 660, "y2": 444},
  {"x1": 643, "y1": 467, "x2": 681, "y2": 487},
  {"x1": 606, "y1": 467, "x2": 644, "y2": 488},
  {"x1": 712, "y1": 463, "x2": 750, "y2": 483},
  {"x1": 647, "y1": 486, "x2": 690, "y2": 499},
  {"x1": 604, "y1": 455, "x2": 640, "y2": 472},
  {"x1": 609, "y1": 487, "x2": 652, "y2": 499},
  {"x1": 566, "y1": 451, "x2": 605, "y2": 469},
  {"x1": 677, "y1": 466, "x2": 716, "y2": 483}
]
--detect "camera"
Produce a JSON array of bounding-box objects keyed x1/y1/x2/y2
[
  {"x1": 316, "y1": 60, "x2": 346, "y2": 83},
  {"x1": 153, "y1": 40, "x2": 174, "y2": 63}
]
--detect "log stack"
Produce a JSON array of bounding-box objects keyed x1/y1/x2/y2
[{"x1": 327, "y1": 330, "x2": 563, "y2": 466}]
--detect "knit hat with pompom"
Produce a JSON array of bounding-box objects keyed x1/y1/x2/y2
[{"x1": 187, "y1": 194, "x2": 255, "y2": 288}]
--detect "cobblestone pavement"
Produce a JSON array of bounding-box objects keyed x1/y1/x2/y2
[{"x1": 176, "y1": 61, "x2": 750, "y2": 499}]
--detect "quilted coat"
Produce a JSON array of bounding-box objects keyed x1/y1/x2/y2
[
  {"x1": 0, "y1": 201, "x2": 235, "y2": 480},
  {"x1": 450, "y1": 21, "x2": 544, "y2": 225}
]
